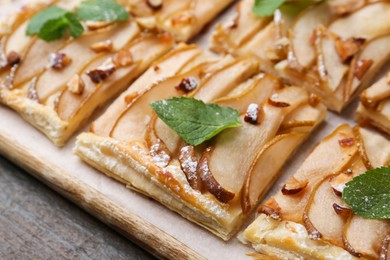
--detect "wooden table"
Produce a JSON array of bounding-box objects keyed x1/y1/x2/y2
[{"x1": 0, "y1": 156, "x2": 155, "y2": 259}]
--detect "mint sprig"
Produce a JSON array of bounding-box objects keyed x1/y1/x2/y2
[
  {"x1": 77, "y1": 0, "x2": 129, "y2": 21},
  {"x1": 150, "y1": 97, "x2": 242, "y2": 146},
  {"x1": 26, "y1": 0, "x2": 129, "y2": 42},
  {"x1": 342, "y1": 166, "x2": 390, "y2": 219},
  {"x1": 252, "y1": 0, "x2": 323, "y2": 17},
  {"x1": 26, "y1": 6, "x2": 83, "y2": 42}
]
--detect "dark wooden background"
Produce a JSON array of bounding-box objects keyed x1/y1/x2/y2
[{"x1": 0, "y1": 155, "x2": 155, "y2": 259}]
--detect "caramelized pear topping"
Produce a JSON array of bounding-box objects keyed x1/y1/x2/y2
[
  {"x1": 353, "y1": 59, "x2": 373, "y2": 80},
  {"x1": 303, "y1": 212, "x2": 322, "y2": 240},
  {"x1": 197, "y1": 147, "x2": 235, "y2": 203},
  {"x1": 244, "y1": 103, "x2": 261, "y2": 125},
  {"x1": 175, "y1": 77, "x2": 199, "y2": 93},
  {"x1": 338, "y1": 137, "x2": 355, "y2": 147},
  {"x1": 258, "y1": 198, "x2": 281, "y2": 220},
  {"x1": 179, "y1": 145, "x2": 203, "y2": 191},
  {"x1": 67, "y1": 74, "x2": 85, "y2": 95},
  {"x1": 6, "y1": 51, "x2": 21, "y2": 66},
  {"x1": 49, "y1": 52, "x2": 72, "y2": 70},
  {"x1": 86, "y1": 59, "x2": 116, "y2": 84},
  {"x1": 146, "y1": 0, "x2": 163, "y2": 10},
  {"x1": 281, "y1": 177, "x2": 308, "y2": 195}
]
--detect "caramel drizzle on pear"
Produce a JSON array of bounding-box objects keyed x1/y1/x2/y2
[{"x1": 197, "y1": 147, "x2": 235, "y2": 204}]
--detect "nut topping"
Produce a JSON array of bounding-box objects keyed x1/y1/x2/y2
[
  {"x1": 258, "y1": 198, "x2": 281, "y2": 220},
  {"x1": 6, "y1": 51, "x2": 21, "y2": 66},
  {"x1": 90, "y1": 40, "x2": 114, "y2": 53},
  {"x1": 175, "y1": 77, "x2": 199, "y2": 93},
  {"x1": 332, "y1": 203, "x2": 352, "y2": 216},
  {"x1": 353, "y1": 59, "x2": 373, "y2": 80},
  {"x1": 146, "y1": 0, "x2": 163, "y2": 10},
  {"x1": 67, "y1": 74, "x2": 85, "y2": 94},
  {"x1": 268, "y1": 95, "x2": 290, "y2": 108},
  {"x1": 85, "y1": 20, "x2": 113, "y2": 31},
  {"x1": 338, "y1": 137, "x2": 355, "y2": 147},
  {"x1": 335, "y1": 37, "x2": 365, "y2": 63},
  {"x1": 49, "y1": 52, "x2": 72, "y2": 70},
  {"x1": 113, "y1": 50, "x2": 133, "y2": 67},
  {"x1": 244, "y1": 103, "x2": 260, "y2": 125},
  {"x1": 136, "y1": 17, "x2": 157, "y2": 30},
  {"x1": 86, "y1": 59, "x2": 116, "y2": 84},
  {"x1": 281, "y1": 177, "x2": 308, "y2": 195}
]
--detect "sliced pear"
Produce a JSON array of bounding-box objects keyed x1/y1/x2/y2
[
  {"x1": 290, "y1": 2, "x2": 333, "y2": 68},
  {"x1": 272, "y1": 124, "x2": 357, "y2": 223},
  {"x1": 329, "y1": 2, "x2": 390, "y2": 40},
  {"x1": 91, "y1": 44, "x2": 206, "y2": 137},
  {"x1": 304, "y1": 176, "x2": 349, "y2": 247},
  {"x1": 56, "y1": 34, "x2": 174, "y2": 124},
  {"x1": 36, "y1": 21, "x2": 139, "y2": 102},
  {"x1": 327, "y1": 0, "x2": 365, "y2": 15},
  {"x1": 109, "y1": 66, "x2": 205, "y2": 142},
  {"x1": 344, "y1": 215, "x2": 390, "y2": 258},
  {"x1": 360, "y1": 75, "x2": 390, "y2": 108}
]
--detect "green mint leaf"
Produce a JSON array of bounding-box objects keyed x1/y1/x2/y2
[
  {"x1": 77, "y1": 0, "x2": 129, "y2": 21},
  {"x1": 342, "y1": 166, "x2": 390, "y2": 219},
  {"x1": 38, "y1": 17, "x2": 69, "y2": 42},
  {"x1": 150, "y1": 97, "x2": 242, "y2": 146},
  {"x1": 252, "y1": 0, "x2": 285, "y2": 17},
  {"x1": 65, "y1": 13, "x2": 84, "y2": 38},
  {"x1": 26, "y1": 6, "x2": 67, "y2": 36}
]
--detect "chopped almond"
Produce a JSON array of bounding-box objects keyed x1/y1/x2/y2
[
  {"x1": 136, "y1": 17, "x2": 157, "y2": 30},
  {"x1": 281, "y1": 177, "x2": 308, "y2": 195},
  {"x1": 353, "y1": 59, "x2": 373, "y2": 80},
  {"x1": 335, "y1": 37, "x2": 365, "y2": 63},
  {"x1": 244, "y1": 103, "x2": 261, "y2": 125},
  {"x1": 90, "y1": 40, "x2": 114, "y2": 53},
  {"x1": 67, "y1": 74, "x2": 85, "y2": 95},
  {"x1": 86, "y1": 59, "x2": 116, "y2": 84},
  {"x1": 113, "y1": 50, "x2": 133, "y2": 67},
  {"x1": 175, "y1": 77, "x2": 199, "y2": 93},
  {"x1": 338, "y1": 137, "x2": 355, "y2": 147},
  {"x1": 6, "y1": 51, "x2": 21, "y2": 66},
  {"x1": 332, "y1": 203, "x2": 352, "y2": 216},
  {"x1": 49, "y1": 52, "x2": 72, "y2": 70},
  {"x1": 258, "y1": 198, "x2": 281, "y2": 220},
  {"x1": 146, "y1": 0, "x2": 163, "y2": 10},
  {"x1": 85, "y1": 21, "x2": 113, "y2": 31}
]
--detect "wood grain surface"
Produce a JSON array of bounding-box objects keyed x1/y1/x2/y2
[
  {"x1": 0, "y1": 132, "x2": 205, "y2": 260},
  {"x1": 0, "y1": 155, "x2": 154, "y2": 259}
]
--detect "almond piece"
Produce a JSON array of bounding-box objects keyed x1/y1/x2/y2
[
  {"x1": 136, "y1": 16, "x2": 157, "y2": 30},
  {"x1": 175, "y1": 77, "x2": 199, "y2": 93},
  {"x1": 90, "y1": 40, "x2": 114, "y2": 53},
  {"x1": 113, "y1": 50, "x2": 133, "y2": 67},
  {"x1": 86, "y1": 59, "x2": 116, "y2": 84},
  {"x1": 67, "y1": 74, "x2": 85, "y2": 94},
  {"x1": 49, "y1": 52, "x2": 72, "y2": 70},
  {"x1": 335, "y1": 37, "x2": 365, "y2": 63},
  {"x1": 6, "y1": 51, "x2": 21, "y2": 66},
  {"x1": 244, "y1": 103, "x2": 261, "y2": 125},
  {"x1": 146, "y1": 0, "x2": 163, "y2": 10},
  {"x1": 353, "y1": 59, "x2": 373, "y2": 80},
  {"x1": 85, "y1": 21, "x2": 113, "y2": 31}
]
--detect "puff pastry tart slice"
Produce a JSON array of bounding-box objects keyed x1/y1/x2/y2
[
  {"x1": 242, "y1": 124, "x2": 390, "y2": 259},
  {"x1": 74, "y1": 43, "x2": 326, "y2": 240},
  {"x1": 118, "y1": 0, "x2": 234, "y2": 42},
  {"x1": 0, "y1": 2, "x2": 175, "y2": 146},
  {"x1": 210, "y1": 0, "x2": 390, "y2": 112},
  {"x1": 356, "y1": 74, "x2": 390, "y2": 135}
]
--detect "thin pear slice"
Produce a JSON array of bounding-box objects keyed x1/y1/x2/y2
[
  {"x1": 344, "y1": 216, "x2": 390, "y2": 258},
  {"x1": 327, "y1": 0, "x2": 365, "y2": 15},
  {"x1": 91, "y1": 45, "x2": 208, "y2": 137},
  {"x1": 271, "y1": 124, "x2": 357, "y2": 223},
  {"x1": 344, "y1": 34, "x2": 390, "y2": 102},
  {"x1": 210, "y1": 0, "x2": 271, "y2": 54},
  {"x1": 304, "y1": 176, "x2": 349, "y2": 247},
  {"x1": 56, "y1": 34, "x2": 174, "y2": 122},
  {"x1": 208, "y1": 87, "x2": 309, "y2": 203},
  {"x1": 109, "y1": 67, "x2": 204, "y2": 142},
  {"x1": 36, "y1": 20, "x2": 139, "y2": 101},
  {"x1": 360, "y1": 75, "x2": 390, "y2": 108},
  {"x1": 290, "y1": 2, "x2": 333, "y2": 68},
  {"x1": 329, "y1": 2, "x2": 390, "y2": 40}
]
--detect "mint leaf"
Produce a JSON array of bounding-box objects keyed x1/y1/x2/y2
[
  {"x1": 342, "y1": 166, "x2": 390, "y2": 219},
  {"x1": 253, "y1": 0, "x2": 285, "y2": 17},
  {"x1": 77, "y1": 0, "x2": 129, "y2": 21},
  {"x1": 150, "y1": 97, "x2": 242, "y2": 146},
  {"x1": 27, "y1": 6, "x2": 67, "y2": 36},
  {"x1": 26, "y1": 6, "x2": 85, "y2": 41},
  {"x1": 65, "y1": 13, "x2": 84, "y2": 38}
]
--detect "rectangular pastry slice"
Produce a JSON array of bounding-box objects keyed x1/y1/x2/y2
[
  {"x1": 242, "y1": 124, "x2": 390, "y2": 259},
  {"x1": 0, "y1": 2, "x2": 174, "y2": 146},
  {"x1": 74, "y1": 44, "x2": 326, "y2": 240},
  {"x1": 120, "y1": 0, "x2": 234, "y2": 42},
  {"x1": 356, "y1": 74, "x2": 390, "y2": 135},
  {"x1": 210, "y1": 0, "x2": 390, "y2": 112}
]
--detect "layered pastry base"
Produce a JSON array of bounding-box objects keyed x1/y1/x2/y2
[
  {"x1": 119, "y1": 0, "x2": 234, "y2": 42},
  {"x1": 210, "y1": 0, "x2": 390, "y2": 112},
  {"x1": 242, "y1": 124, "x2": 390, "y2": 259},
  {"x1": 356, "y1": 74, "x2": 390, "y2": 135},
  {"x1": 74, "y1": 43, "x2": 327, "y2": 240},
  {"x1": 0, "y1": 1, "x2": 174, "y2": 146}
]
